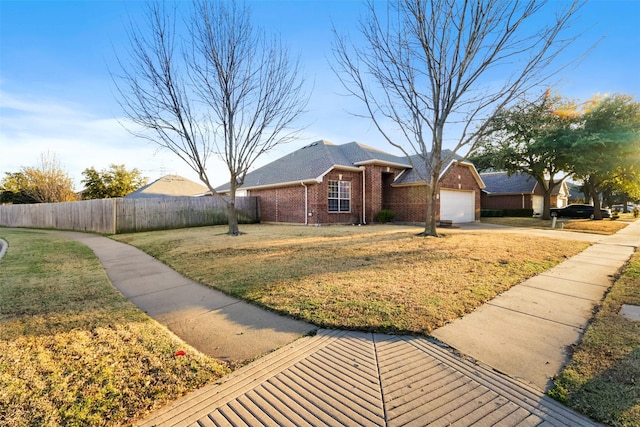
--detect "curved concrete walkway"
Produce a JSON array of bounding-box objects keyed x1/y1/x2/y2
[
  {"x1": 5, "y1": 222, "x2": 638, "y2": 425},
  {"x1": 40, "y1": 230, "x2": 315, "y2": 365}
]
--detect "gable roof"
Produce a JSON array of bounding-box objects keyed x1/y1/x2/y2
[
  {"x1": 481, "y1": 172, "x2": 537, "y2": 194},
  {"x1": 481, "y1": 171, "x2": 566, "y2": 196},
  {"x1": 125, "y1": 175, "x2": 208, "y2": 198},
  {"x1": 216, "y1": 140, "x2": 411, "y2": 191},
  {"x1": 393, "y1": 154, "x2": 485, "y2": 189},
  {"x1": 215, "y1": 140, "x2": 485, "y2": 192},
  {"x1": 393, "y1": 151, "x2": 461, "y2": 185}
]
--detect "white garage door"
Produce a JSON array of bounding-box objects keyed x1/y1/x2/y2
[{"x1": 440, "y1": 190, "x2": 475, "y2": 223}]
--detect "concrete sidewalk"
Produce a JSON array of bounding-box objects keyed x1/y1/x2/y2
[
  {"x1": 43, "y1": 231, "x2": 315, "y2": 365},
  {"x1": 432, "y1": 219, "x2": 640, "y2": 391},
  {"x1": 12, "y1": 222, "x2": 637, "y2": 426}
]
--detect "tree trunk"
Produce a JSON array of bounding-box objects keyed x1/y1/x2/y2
[
  {"x1": 541, "y1": 189, "x2": 553, "y2": 220},
  {"x1": 585, "y1": 178, "x2": 603, "y2": 220},
  {"x1": 591, "y1": 191, "x2": 603, "y2": 220},
  {"x1": 227, "y1": 183, "x2": 239, "y2": 235},
  {"x1": 421, "y1": 181, "x2": 439, "y2": 237}
]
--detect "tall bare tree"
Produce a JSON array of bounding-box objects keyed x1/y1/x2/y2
[
  {"x1": 114, "y1": 0, "x2": 307, "y2": 235},
  {"x1": 333, "y1": 0, "x2": 585, "y2": 236}
]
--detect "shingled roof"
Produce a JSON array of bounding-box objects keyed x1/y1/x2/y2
[
  {"x1": 125, "y1": 175, "x2": 208, "y2": 198},
  {"x1": 481, "y1": 172, "x2": 537, "y2": 194},
  {"x1": 481, "y1": 171, "x2": 564, "y2": 195},
  {"x1": 393, "y1": 150, "x2": 463, "y2": 185},
  {"x1": 216, "y1": 140, "x2": 412, "y2": 191}
]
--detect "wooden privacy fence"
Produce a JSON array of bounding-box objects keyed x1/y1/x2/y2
[{"x1": 0, "y1": 197, "x2": 259, "y2": 234}]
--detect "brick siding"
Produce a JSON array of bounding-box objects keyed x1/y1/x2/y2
[
  {"x1": 481, "y1": 194, "x2": 533, "y2": 210},
  {"x1": 250, "y1": 163, "x2": 481, "y2": 224}
]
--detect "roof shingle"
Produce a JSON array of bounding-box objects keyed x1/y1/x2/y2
[{"x1": 216, "y1": 140, "x2": 411, "y2": 191}]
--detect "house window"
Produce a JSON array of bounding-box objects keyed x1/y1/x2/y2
[{"x1": 328, "y1": 180, "x2": 351, "y2": 212}]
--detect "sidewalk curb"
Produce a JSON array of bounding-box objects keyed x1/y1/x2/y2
[{"x1": 0, "y1": 238, "x2": 7, "y2": 261}]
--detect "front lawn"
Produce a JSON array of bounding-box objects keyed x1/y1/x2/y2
[
  {"x1": 482, "y1": 216, "x2": 629, "y2": 234},
  {"x1": 0, "y1": 231, "x2": 229, "y2": 427},
  {"x1": 549, "y1": 249, "x2": 640, "y2": 426},
  {"x1": 112, "y1": 224, "x2": 590, "y2": 334}
]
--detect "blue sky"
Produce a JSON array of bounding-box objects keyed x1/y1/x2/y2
[{"x1": 1, "y1": 0, "x2": 639, "y2": 189}]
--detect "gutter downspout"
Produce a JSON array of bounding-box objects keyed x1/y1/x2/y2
[
  {"x1": 360, "y1": 166, "x2": 367, "y2": 224},
  {"x1": 301, "y1": 182, "x2": 308, "y2": 225}
]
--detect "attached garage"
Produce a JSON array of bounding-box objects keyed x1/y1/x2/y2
[{"x1": 440, "y1": 190, "x2": 475, "y2": 223}]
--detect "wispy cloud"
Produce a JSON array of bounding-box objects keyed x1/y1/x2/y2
[{"x1": 0, "y1": 90, "x2": 218, "y2": 189}]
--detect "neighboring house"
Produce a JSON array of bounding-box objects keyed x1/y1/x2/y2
[
  {"x1": 480, "y1": 171, "x2": 570, "y2": 215},
  {"x1": 216, "y1": 140, "x2": 485, "y2": 225},
  {"x1": 125, "y1": 175, "x2": 208, "y2": 198}
]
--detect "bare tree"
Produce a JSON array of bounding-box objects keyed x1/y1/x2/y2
[
  {"x1": 114, "y1": 0, "x2": 307, "y2": 235},
  {"x1": 333, "y1": 0, "x2": 585, "y2": 236}
]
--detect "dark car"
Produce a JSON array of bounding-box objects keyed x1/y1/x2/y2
[{"x1": 550, "y1": 204, "x2": 611, "y2": 219}]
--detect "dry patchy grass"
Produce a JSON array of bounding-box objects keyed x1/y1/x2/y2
[
  {"x1": 549, "y1": 250, "x2": 640, "y2": 426},
  {"x1": 562, "y1": 219, "x2": 629, "y2": 234},
  {"x1": 0, "y1": 231, "x2": 229, "y2": 427},
  {"x1": 113, "y1": 224, "x2": 590, "y2": 334},
  {"x1": 482, "y1": 216, "x2": 629, "y2": 234}
]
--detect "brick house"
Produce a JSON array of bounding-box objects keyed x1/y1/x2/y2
[
  {"x1": 480, "y1": 171, "x2": 569, "y2": 215},
  {"x1": 216, "y1": 140, "x2": 485, "y2": 225}
]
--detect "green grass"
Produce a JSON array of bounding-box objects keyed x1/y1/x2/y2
[
  {"x1": 549, "y1": 249, "x2": 640, "y2": 426},
  {"x1": 0, "y1": 230, "x2": 229, "y2": 426},
  {"x1": 112, "y1": 224, "x2": 590, "y2": 334}
]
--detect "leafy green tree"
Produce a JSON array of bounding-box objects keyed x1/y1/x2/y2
[
  {"x1": 81, "y1": 164, "x2": 148, "y2": 199},
  {"x1": 601, "y1": 166, "x2": 640, "y2": 212},
  {"x1": 0, "y1": 172, "x2": 38, "y2": 204},
  {"x1": 470, "y1": 91, "x2": 577, "y2": 219},
  {"x1": 1, "y1": 153, "x2": 77, "y2": 204},
  {"x1": 572, "y1": 94, "x2": 640, "y2": 219}
]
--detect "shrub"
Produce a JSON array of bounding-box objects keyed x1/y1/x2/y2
[
  {"x1": 480, "y1": 209, "x2": 503, "y2": 217},
  {"x1": 375, "y1": 209, "x2": 395, "y2": 223}
]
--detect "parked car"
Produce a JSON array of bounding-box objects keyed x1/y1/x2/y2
[{"x1": 550, "y1": 204, "x2": 611, "y2": 219}]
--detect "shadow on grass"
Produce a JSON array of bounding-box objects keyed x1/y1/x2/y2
[{"x1": 551, "y1": 347, "x2": 640, "y2": 426}]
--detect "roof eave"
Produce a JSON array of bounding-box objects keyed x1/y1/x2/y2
[
  {"x1": 217, "y1": 177, "x2": 321, "y2": 193},
  {"x1": 353, "y1": 159, "x2": 412, "y2": 169},
  {"x1": 482, "y1": 191, "x2": 535, "y2": 196},
  {"x1": 217, "y1": 164, "x2": 365, "y2": 194}
]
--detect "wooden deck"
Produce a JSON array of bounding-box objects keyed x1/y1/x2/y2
[{"x1": 137, "y1": 330, "x2": 600, "y2": 427}]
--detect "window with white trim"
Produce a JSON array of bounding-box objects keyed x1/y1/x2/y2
[{"x1": 328, "y1": 180, "x2": 351, "y2": 212}]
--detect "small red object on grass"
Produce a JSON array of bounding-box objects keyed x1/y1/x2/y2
[{"x1": 174, "y1": 350, "x2": 186, "y2": 357}]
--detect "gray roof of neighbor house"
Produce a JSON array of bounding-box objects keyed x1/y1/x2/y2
[
  {"x1": 215, "y1": 141, "x2": 413, "y2": 191},
  {"x1": 125, "y1": 175, "x2": 208, "y2": 198},
  {"x1": 481, "y1": 171, "x2": 564, "y2": 195}
]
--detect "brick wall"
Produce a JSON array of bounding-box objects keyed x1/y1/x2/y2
[
  {"x1": 249, "y1": 163, "x2": 482, "y2": 225},
  {"x1": 249, "y1": 170, "x2": 364, "y2": 225},
  {"x1": 249, "y1": 186, "x2": 306, "y2": 223},
  {"x1": 481, "y1": 194, "x2": 533, "y2": 210},
  {"x1": 386, "y1": 164, "x2": 482, "y2": 222},
  {"x1": 363, "y1": 164, "x2": 406, "y2": 224},
  {"x1": 311, "y1": 170, "x2": 363, "y2": 224}
]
